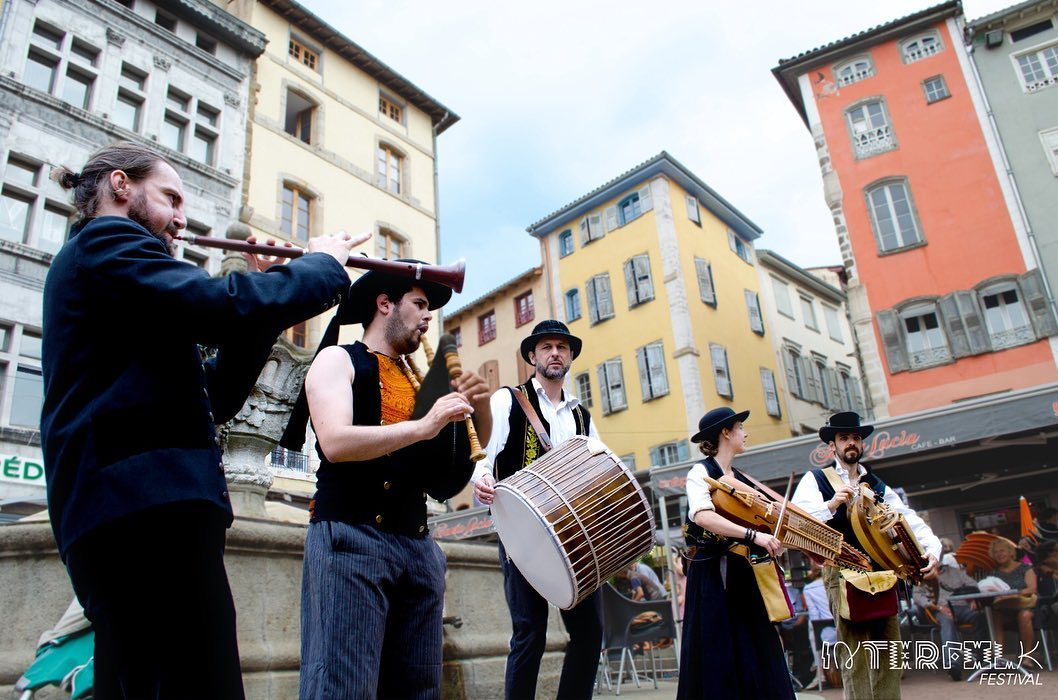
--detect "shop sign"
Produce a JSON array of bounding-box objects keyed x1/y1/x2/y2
[{"x1": 0, "y1": 453, "x2": 46, "y2": 485}]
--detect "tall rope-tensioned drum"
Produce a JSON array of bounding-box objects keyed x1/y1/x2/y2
[{"x1": 491, "y1": 435, "x2": 656, "y2": 609}]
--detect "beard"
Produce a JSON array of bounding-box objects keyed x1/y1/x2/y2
[
  {"x1": 841, "y1": 445, "x2": 862, "y2": 464},
  {"x1": 128, "y1": 192, "x2": 177, "y2": 256},
  {"x1": 534, "y1": 358, "x2": 570, "y2": 380},
  {"x1": 384, "y1": 305, "x2": 421, "y2": 355}
]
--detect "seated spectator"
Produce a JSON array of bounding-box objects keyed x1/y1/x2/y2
[
  {"x1": 911, "y1": 554, "x2": 986, "y2": 680},
  {"x1": 1034, "y1": 540, "x2": 1058, "y2": 625},
  {"x1": 989, "y1": 538, "x2": 1037, "y2": 659},
  {"x1": 802, "y1": 565, "x2": 834, "y2": 647}
]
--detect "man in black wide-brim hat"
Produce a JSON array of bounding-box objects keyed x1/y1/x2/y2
[
  {"x1": 472, "y1": 319, "x2": 602, "y2": 700},
  {"x1": 287, "y1": 262, "x2": 492, "y2": 698},
  {"x1": 792, "y1": 412, "x2": 942, "y2": 696}
]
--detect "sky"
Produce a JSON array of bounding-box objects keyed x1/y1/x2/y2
[{"x1": 299, "y1": 0, "x2": 1015, "y2": 307}]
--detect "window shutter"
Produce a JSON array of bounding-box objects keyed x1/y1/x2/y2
[
  {"x1": 686, "y1": 195, "x2": 700, "y2": 224},
  {"x1": 782, "y1": 350, "x2": 800, "y2": 399},
  {"x1": 636, "y1": 346, "x2": 651, "y2": 401},
  {"x1": 876, "y1": 309, "x2": 909, "y2": 373},
  {"x1": 579, "y1": 218, "x2": 590, "y2": 246},
  {"x1": 648, "y1": 342, "x2": 668, "y2": 397},
  {"x1": 938, "y1": 293, "x2": 971, "y2": 358},
  {"x1": 587, "y1": 213, "x2": 604, "y2": 241},
  {"x1": 825, "y1": 367, "x2": 842, "y2": 409},
  {"x1": 745, "y1": 290, "x2": 763, "y2": 334},
  {"x1": 1018, "y1": 268, "x2": 1058, "y2": 337},
  {"x1": 648, "y1": 446, "x2": 660, "y2": 466},
  {"x1": 597, "y1": 364, "x2": 611, "y2": 415},
  {"x1": 638, "y1": 184, "x2": 653, "y2": 212},
  {"x1": 800, "y1": 355, "x2": 819, "y2": 403},
  {"x1": 760, "y1": 368, "x2": 781, "y2": 417},
  {"x1": 607, "y1": 358, "x2": 626, "y2": 410},
  {"x1": 851, "y1": 376, "x2": 865, "y2": 413},
  {"x1": 695, "y1": 258, "x2": 716, "y2": 305},
  {"x1": 677, "y1": 439, "x2": 690, "y2": 462},
  {"x1": 597, "y1": 274, "x2": 614, "y2": 320},
  {"x1": 711, "y1": 345, "x2": 731, "y2": 397},
  {"x1": 624, "y1": 259, "x2": 637, "y2": 308},
  {"x1": 586, "y1": 279, "x2": 600, "y2": 324},
  {"x1": 634, "y1": 255, "x2": 653, "y2": 302},
  {"x1": 728, "y1": 231, "x2": 738, "y2": 253},
  {"x1": 605, "y1": 206, "x2": 618, "y2": 232},
  {"x1": 955, "y1": 290, "x2": 990, "y2": 354}
]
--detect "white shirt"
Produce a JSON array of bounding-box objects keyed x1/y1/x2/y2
[
  {"x1": 471, "y1": 377, "x2": 600, "y2": 484},
  {"x1": 790, "y1": 460, "x2": 942, "y2": 560},
  {"x1": 685, "y1": 462, "x2": 717, "y2": 520},
  {"x1": 803, "y1": 578, "x2": 833, "y2": 622}
]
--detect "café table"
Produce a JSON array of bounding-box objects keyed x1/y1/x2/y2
[{"x1": 947, "y1": 589, "x2": 1035, "y2": 682}]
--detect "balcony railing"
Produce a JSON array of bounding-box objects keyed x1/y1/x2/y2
[
  {"x1": 853, "y1": 125, "x2": 895, "y2": 157},
  {"x1": 270, "y1": 446, "x2": 310, "y2": 474},
  {"x1": 990, "y1": 325, "x2": 1035, "y2": 350},
  {"x1": 909, "y1": 346, "x2": 951, "y2": 369}
]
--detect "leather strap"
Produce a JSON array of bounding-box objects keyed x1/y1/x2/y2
[
  {"x1": 511, "y1": 387, "x2": 552, "y2": 452},
  {"x1": 822, "y1": 467, "x2": 846, "y2": 494}
]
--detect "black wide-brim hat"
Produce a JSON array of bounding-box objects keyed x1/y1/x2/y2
[
  {"x1": 519, "y1": 319, "x2": 582, "y2": 364},
  {"x1": 691, "y1": 407, "x2": 750, "y2": 444},
  {"x1": 337, "y1": 258, "x2": 453, "y2": 325},
  {"x1": 819, "y1": 411, "x2": 874, "y2": 444}
]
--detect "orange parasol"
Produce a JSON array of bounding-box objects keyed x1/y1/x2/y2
[
  {"x1": 1019, "y1": 496, "x2": 1035, "y2": 542},
  {"x1": 954, "y1": 532, "x2": 1018, "y2": 576}
]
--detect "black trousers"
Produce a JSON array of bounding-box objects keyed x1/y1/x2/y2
[{"x1": 66, "y1": 502, "x2": 244, "y2": 700}]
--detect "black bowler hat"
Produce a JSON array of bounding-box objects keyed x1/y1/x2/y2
[
  {"x1": 338, "y1": 259, "x2": 453, "y2": 325},
  {"x1": 519, "y1": 320, "x2": 582, "y2": 364},
  {"x1": 691, "y1": 407, "x2": 750, "y2": 444},
  {"x1": 819, "y1": 411, "x2": 874, "y2": 444}
]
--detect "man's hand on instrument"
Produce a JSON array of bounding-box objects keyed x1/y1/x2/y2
[
  {"x1": 453, "y1": 370, "x2": 490, "y2": 414},
  {"x1": 307, "y1": 231, "x2": 370, "y2": 265},
  {"x1": 243, "y1": 236, "x2": 296, "y2": 271},
  {"x1": 827, "y1": 484, "x2": 856, "y2": 513},
  {"x1": 418, "y1": 392, "x2": 473, "y2": 439},
  {"x1": 920, "y1": 553, "x2": 939, "y2": 580},
  {"x1": 475, "y1": 474, "x2": 496, "y2": 506},
  {"x1": 757, "y1": 532, "x2": 783, "y2": 557}
]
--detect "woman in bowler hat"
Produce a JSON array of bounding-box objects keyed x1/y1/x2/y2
[{"x1": 676, "y1": 407, "x2": 795, "y2": 700}]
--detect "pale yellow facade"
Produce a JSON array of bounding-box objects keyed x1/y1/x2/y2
[
  {"x1": 225, "y1": 0, "x2": 457, "y2": 350},
  {"x1": 532, "y1": 154, "x2": 788, "y2": 471}
]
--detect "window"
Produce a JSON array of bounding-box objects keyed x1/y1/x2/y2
[
  {"x1": 813, "y1": 356, "x2": 838, "y2": 409},
  {"x1": 154, "y1": 11, "x2": 177, "y2": 32},
  {"x1": 597, "y1": 357, "x2": 627, "y2": 415},
  {"x1": 377, "y1": 145, "x2": 403, "y2": 194},
  {"x1": 866, "y1": 179, "x2": 923, "y2": 252},
  {"x1": 901, "y1": 304, "x2": 951, "y2": 369},
  {"x1": 177, "y1": 222, "x2": 213, "y2": 271},
  {"x1": 114, "y1": 63, "x2": 147, "y2": 132},
  {"x1": 759, "y1": 367, "x2": 781, "y2": 417},
  {"x1": 196, "y1": 33, "x2": 217, "y2": 55},
  {"x1": 783, "y1": 345, "x2": 809, "y2": 400},
  {"x1": 289, "y1": 322, "x2": 307, "y2": 348},
  {"x1": 709, "y1": 343, "x2": 732, "y2": 398},
  {"x1": 838, "y1": 367, "x2": 863, "y2": 412},
  {"x1": 604, "y1": 185, "x2": 653, "y2": 230},
  {"x1": 846, "y1": 101, "x2": 894, "y2": 158},
  {"x1": 745, "y1": 291, "x2": 764, "y2": 335},
  {"x1": 649, "y1": 440, "x2": 690, "y2": 467},
  {"x1": 823, "y1": 305, "x2": 843, "y2": 342},
  {"x1": 636, "y1": 341, "x2": 669, "y2": 401},
  {"x1": 923, "y1": 75, "x2": 950, "y2": 103},
  {"x1": 575, "y1": 372, "x2": 593, "y2": 408},
  {"x1": 0, "y1": 155, "x2": 72, "y2": 254},
  {"x1": 376, "y1": 228, "x2": 406, "y2": 259},
  {"x1": 514, "y1": 291, "x2": 534, "y2": 327},
  {"x1": 24, "y1": 22, "x2": 99, "y2": 110},
  {"x1": 281, "y1": 184, "x2": 313, "y2": 241},
  {"x1": 623, "y1": 254, "x2": 654, "y2": 307},
  {"x1": 728, "y1": 231, "x2": 753, "y2": 263},
  {"x1": 771, "y1": 277, "x2": 794, "y2": 318},
  {"x1": 161, "y1": 88, "x2": 219, "y2": 165},
  {"x1": 289, "y1": 37, "x2": 319, "y2": 72},
  {"x1": 1011, "y1": 19, "x2": 1053, "y2": 43},
  {"x1": 578, "y1": 213, "x2": 605, "y2": 245},
  {"x1": 800, "y1": 296, "x2": 818, "y2": 331},
  {"x1": 478, "y1": 311, "x2": 496, "y2": 345},
  {"x1": 979, "y1": 283, "x2": 1033, "y2": 350},
  {"x1": 451, "y1": 327, "x2": 462, "y2": 347},
  {"x1": 0, "y1": 325, "x2": 45, "y2": 428},
  {"x1": 901, "y1": 32, "x2": 942, "y2": 63},
  {"x1": 618, "y1": 193, "x2": 642, "y2": 225},
  {"x1": 565, "y1": 288, "x2": 582, "y2": 322},
  {"x1": 1015, "y1": 43, "x2": 1058, "y2": 92},
  {"x1": 586, "y1": 273, "x2": 615, "y2": 325},
  {"x1": 835, "y1": 57, "x2": 874, "y2": 86},
  {"x1": 379, "y1": 94, "x2": 403, "y2": 124},
  {"x1": 284, "y1": 89, "x2": 315, "y2": 144},
  {"x1": 619, "y1": 453, "x2": 637, "y2": 470},
  {"x1": 695, "y1": 258, "x2": 716, "y2": 306},
  {"x1": 1040, "y1": 127, "x2": 1058, "y2": 175},
  {"x1": 686, "y1": 195, "x2": 701, "y2": 225},
  {"x1": 558, "y1": 229, "x2": 575, "y2": 257}
]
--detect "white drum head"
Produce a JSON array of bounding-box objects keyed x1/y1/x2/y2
[{"x1": 492, "y1": 487, "x2": 576, "y2": 609}]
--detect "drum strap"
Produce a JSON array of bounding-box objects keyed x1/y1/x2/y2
[{"x1": 512, "y1": 388, "x2": 553, "y2": 452}]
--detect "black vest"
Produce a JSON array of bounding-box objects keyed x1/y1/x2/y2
[
  {"x1": 310, "y1": 342, "x2": 471, "y2": 536},
  {"x1": 493, "y1": 380, "x2": 591, "y2": 481},
  {"x1": 811, "y1": 464, "x2": 887, "y2": 566},
  {"x1": 683, "y1": 458, "x2": 768, "y2": 560}
]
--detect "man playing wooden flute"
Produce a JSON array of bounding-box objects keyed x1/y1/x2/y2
[{"x1": 282, "y1": 263, "x2": 490, "y2": 698}]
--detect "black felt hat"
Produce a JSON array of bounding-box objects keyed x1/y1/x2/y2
[
  {"x1": 337, "y1": 259, "x2": 453, "y2": 325},
  {"x1": 519, "y1": 319, "x2": 582, "y2": 364},
  {"x1": 819, "y1": 412, "x2": 874, "y2": 444},
  {"x1": 690, "y1": 407, "x2": 750, "y2": 444}
]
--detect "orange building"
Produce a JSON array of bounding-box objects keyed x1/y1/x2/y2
[{"x1": 774, "y1": 1, "x2": 1058, "y2": 417}]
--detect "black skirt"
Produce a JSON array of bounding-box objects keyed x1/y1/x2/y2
[{"x1": 676, "y1": 550, "x2": 795, "y2": 700}]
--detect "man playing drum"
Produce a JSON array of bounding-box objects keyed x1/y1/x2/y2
[{"x1": 473, "y1": 320, "x2": 602, "y2": 700}]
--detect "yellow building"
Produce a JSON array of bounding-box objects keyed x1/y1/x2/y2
[
  {"x1": 224, "y1": 0, "x2": 458, "y2": 350},
  {"x1": 528, "y1": 152, "x2": 788, "y2": 470},
  {"x1": 443, "y1": 267, "x2": 548, "y2": 392}
]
